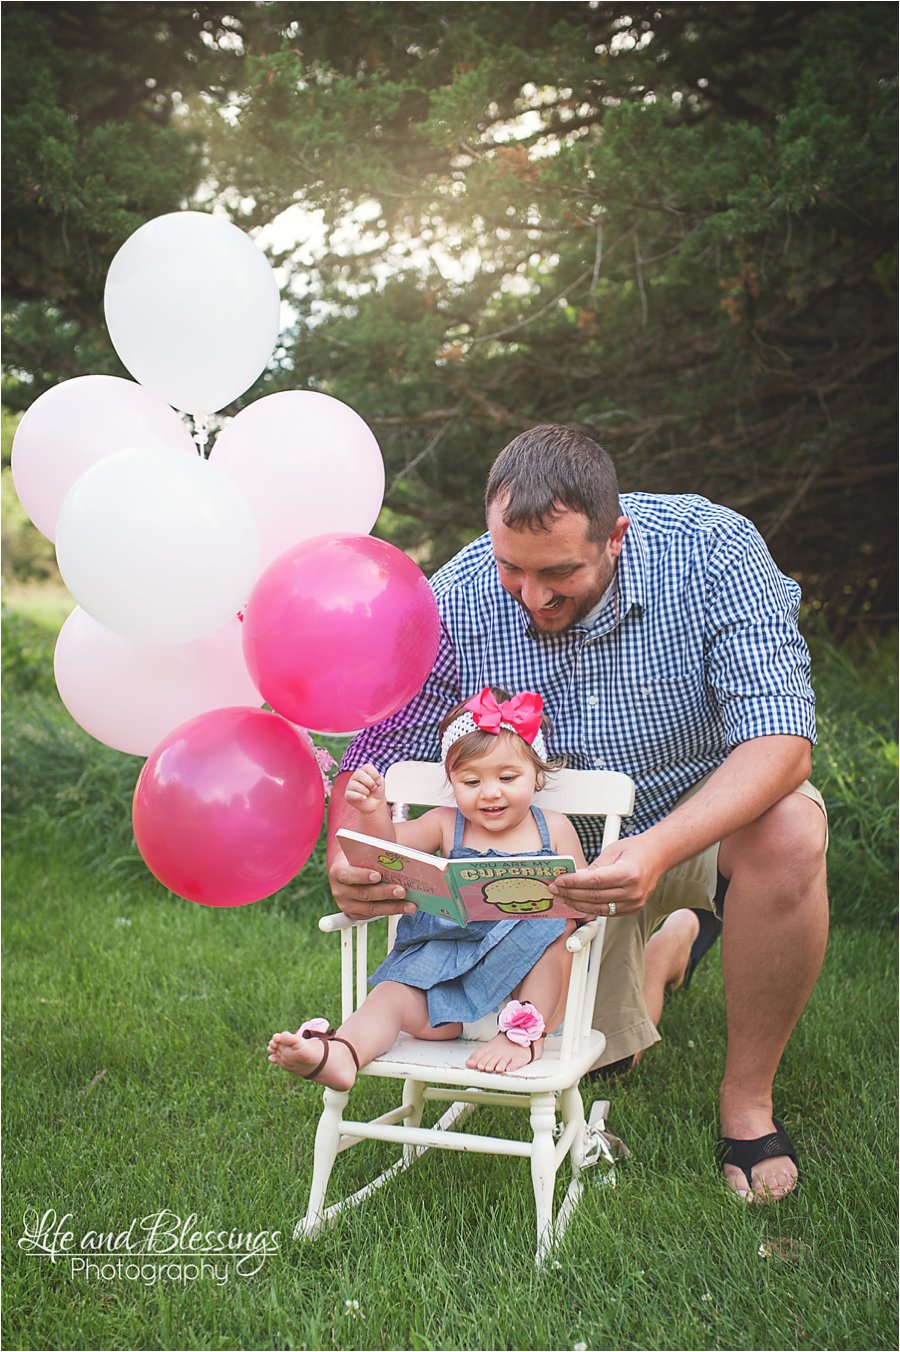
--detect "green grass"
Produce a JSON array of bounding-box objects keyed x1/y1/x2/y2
[
  {"x1": 2, "y1": 594, "x2": 898, "y2": 1350},
  {"x1": 2, "y1": 845, "x2": 896, "y2": 1351}
]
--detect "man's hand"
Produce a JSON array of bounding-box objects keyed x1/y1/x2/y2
[
  {"x1": 549, "y1": 735, "x2": 814, "y2": 919},
  {"x1": 327, "y1": 845, "x2": 417, "y2": 922},
  {"x1": 549, "y1": 835, "x2": 667, "y2": 917}
]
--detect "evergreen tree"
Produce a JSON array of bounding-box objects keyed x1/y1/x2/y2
[
  {"x1": 2, "y1": 2, "x2": 266, "y2": 395},
  {"x1": 2, "y1": 2, "x2": 896, "y2": 626}
]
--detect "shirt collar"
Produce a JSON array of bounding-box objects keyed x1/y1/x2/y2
[
  {"x1": 567, "y1": 503, "x2": 649, "y2": 636},
  {"x1": 616, "y1": 503, "x2": 648, "y2": 618},
  {"x1": 574, "y1": 574, "x2": 617, "y2": 631}
]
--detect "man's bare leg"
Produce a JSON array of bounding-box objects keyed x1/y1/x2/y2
[
  {"x1": 631, "y1": 909, "x2": 702, "y2": 1065},
  {"x1": 717, "y1": 793, "x2": 829, "y2": 1201}
]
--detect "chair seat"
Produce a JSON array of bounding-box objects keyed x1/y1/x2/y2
[{"x1": 360, "y1": 1029, "x2": 607, "y2": 1094}]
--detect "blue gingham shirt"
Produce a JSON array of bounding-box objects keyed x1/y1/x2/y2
[{"x1": 341, "y1": 493, "x2": 816, "y2": 857}]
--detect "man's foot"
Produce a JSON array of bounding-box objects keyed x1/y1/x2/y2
[
  {"x1": 718, "y1": 1107, "x2": 800, "y2": 1202},
  {"x1": 267, "y1": 1029, "x2": 358, "y2": 1090},
  {"x1": 465, "y1": 1032, "x2": 543, "y2": 1073}
]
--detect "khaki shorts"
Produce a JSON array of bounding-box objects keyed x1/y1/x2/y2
[{"x1": 591, "y1": 778, "x2": 828, "y2": 1066}]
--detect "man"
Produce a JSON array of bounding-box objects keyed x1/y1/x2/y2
[{"x1": 328, "y1": 425, "x2": 828, "y2": 1202}]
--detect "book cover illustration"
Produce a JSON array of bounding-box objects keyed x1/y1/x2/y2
[{"x1": 337, "y1": 829, "x2": 582, "y2": 926}]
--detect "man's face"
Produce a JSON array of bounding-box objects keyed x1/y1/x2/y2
[{"x1": 487, "y1": 500, "x2": 629, "y2": 634}]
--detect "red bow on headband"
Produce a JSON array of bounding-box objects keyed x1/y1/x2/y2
[{"x1": 464, "y1": 688, "x2": 544, "y2": 745}]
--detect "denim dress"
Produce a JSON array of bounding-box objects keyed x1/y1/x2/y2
[{"x1": 368, "y1": 807, "x2": 567, "y2": 1026}]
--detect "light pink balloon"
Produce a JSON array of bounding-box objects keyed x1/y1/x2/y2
[
  {"x1": 209, "y1": 391, "x2": 385, "y2": 571},
  {"x1": 54, "y1": 609, "x2": 263, "y2": 757},
  {"x1": 11, "y1": 375, "x2": 196, "y2": 540}
]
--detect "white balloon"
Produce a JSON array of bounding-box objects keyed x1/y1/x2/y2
[
  {"x1": 104, "y1": 212, "x2": 281, "y2": 413},
  {"x1": 55, "y1": 445, "x2": 260, "y2": 644},
  {"x1": 10, "y1": 375, "x2": 195, "y2": 541},
  {"x1": 54, "y1": 609, "x2": 263, "y2": 757},
  {"x1": 209, "y1": 391, "x2": 386, "y2": 572}
]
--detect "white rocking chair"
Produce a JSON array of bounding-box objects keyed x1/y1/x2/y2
[{"x1": 295, "y1": 761, "x2": 636, "y2": 1263}]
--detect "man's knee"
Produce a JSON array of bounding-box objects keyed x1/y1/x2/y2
[{"x1": 719, "y1": 792, "x2": 827, "y2": 888}]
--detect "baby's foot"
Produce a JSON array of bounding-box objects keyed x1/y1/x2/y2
[
  {"x1": 465, "y1": 1032, "x2": 543, "y2": 1074},
  {"x1": 267, "y1": 1029, "x2": 357, "y2": 1090}
]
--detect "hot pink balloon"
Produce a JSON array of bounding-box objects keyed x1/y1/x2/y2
[
  {"x1": 242, "y1": 534, "x2": 441, "y2": 733},
  {"x1": 11, "y1": 375, "x2": 196, "y2": 540},
  {"x1": 54, "y1": 609, "x2": 263, "y2": 757},
  {"x1": 133, "y1": 707, "x2": 325, "y2": 907},
  {"x1": 210, "y1": 391, "x2": 385, "y2": 572}
]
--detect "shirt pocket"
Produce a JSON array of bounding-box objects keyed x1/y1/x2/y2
[{"x1": 616, "y1": 666, "x2": 718, "y2": 764}]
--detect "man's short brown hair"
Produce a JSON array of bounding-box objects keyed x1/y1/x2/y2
[{"x1": 485, "y1": 424, "x2": 620, "y2": 542}]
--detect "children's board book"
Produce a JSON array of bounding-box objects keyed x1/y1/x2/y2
[{"x1": 336, "y1": 828, "x2": 583, "y2": 927}]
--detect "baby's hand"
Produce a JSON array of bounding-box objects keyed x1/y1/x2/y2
[{"x1": 344, "y1": 764, "x2": 387, "y2": 813}]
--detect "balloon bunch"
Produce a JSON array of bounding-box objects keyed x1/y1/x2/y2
[{"x1": 11, "y1": 212, "x2": 441, "y2": 907}]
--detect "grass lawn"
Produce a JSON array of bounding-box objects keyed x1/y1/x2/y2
[{"x1": 2, "y1": 598, "x2": 897, "y2": 1351}]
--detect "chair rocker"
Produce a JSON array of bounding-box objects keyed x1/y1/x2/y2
[{"x1": 295, "y1": 760, "x2": 636, "y2": 1264}]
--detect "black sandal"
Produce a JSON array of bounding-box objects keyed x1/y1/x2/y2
[
  {"x1": 588, "y1": 1054, "x2": 635, "y2": 1082},
  {"x1": 299, "y1": 1027, "x2": 360, "y2": 1080},
  {"x1": 717, "y1": 1118, "x2": 801, "y2": 1196}
]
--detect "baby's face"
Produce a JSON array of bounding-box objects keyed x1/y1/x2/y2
[{"x1": 448, "y1": 734, "x2": 538, "y2": 835}]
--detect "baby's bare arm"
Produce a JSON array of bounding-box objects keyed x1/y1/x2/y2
[
  {"x1": 344, "y1": 763, "x2": 395, "y2": 839},
  {"x1": 548, "y1": 811, "x2": 589, "y2": 870},
  {"x1": 328, "y1": 772, "x2": 416, "y2": 920},
  {"x1": 394, "y1": 807, "x2": 453, "y2": 856}
]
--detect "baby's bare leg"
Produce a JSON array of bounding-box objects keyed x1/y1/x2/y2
[
  {"x1": 268, "y1": 982, "x2": 461, "y2": 1089},
  {"x1": 466, "y1": 923, "x2": 577, "y2": 1073}
]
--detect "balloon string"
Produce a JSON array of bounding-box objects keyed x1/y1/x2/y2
[{"x1": 192, "y1": 413, "x2": 210, "y2": 458}]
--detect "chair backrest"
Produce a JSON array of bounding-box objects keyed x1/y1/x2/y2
[{"x1": 384, "y1": 761, "x2": 636, "y2": 823}]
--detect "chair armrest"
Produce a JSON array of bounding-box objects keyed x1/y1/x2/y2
[
  {"x1": 318, "y1": 911, "x2": 394, "y2": 933},
  {"x1": 566, "y1": 917, "x2": 604, "y2": 952},
  {"x1": 319, "y1": 912, "x2": 367, "y2": 933},
  {"x1": 324, "y1": 911, "x2": 604, "y2": 941}
]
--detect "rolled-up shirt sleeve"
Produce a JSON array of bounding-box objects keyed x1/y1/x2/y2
[
  {"x1": 703, "y1": 520, "x2": 817, "y2": 747},
  {"x1": 339, "y1": 620, "x2": 462, "y2": 774}
]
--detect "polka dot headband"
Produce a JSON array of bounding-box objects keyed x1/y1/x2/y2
[{"x1": 440, "y1": 688, "x2": 548, "y2": 763}]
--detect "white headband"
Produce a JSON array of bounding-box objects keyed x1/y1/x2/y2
[{"x1": 441, "y1": 713, "x2": 548, "y2": 764}]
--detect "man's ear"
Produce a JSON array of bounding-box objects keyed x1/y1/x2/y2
[{"x1": 609, "y1": 516, "x2": 630, "y2": 558}]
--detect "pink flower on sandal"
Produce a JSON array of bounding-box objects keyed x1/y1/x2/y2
[
  {"x1": 298, "y1": 1017, "x2": 330, "y2": 1038},
  {"x1": 498, "y1": 1000, "x2": 545, "y2": 1046}
]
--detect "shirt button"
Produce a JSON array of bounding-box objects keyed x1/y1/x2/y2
[
  {"x1": 594, "y1": 756, "x2": 605, "y2": 768},
  {"x1": 587, "y1": 695, "x2": 598, "y2": 706}
]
